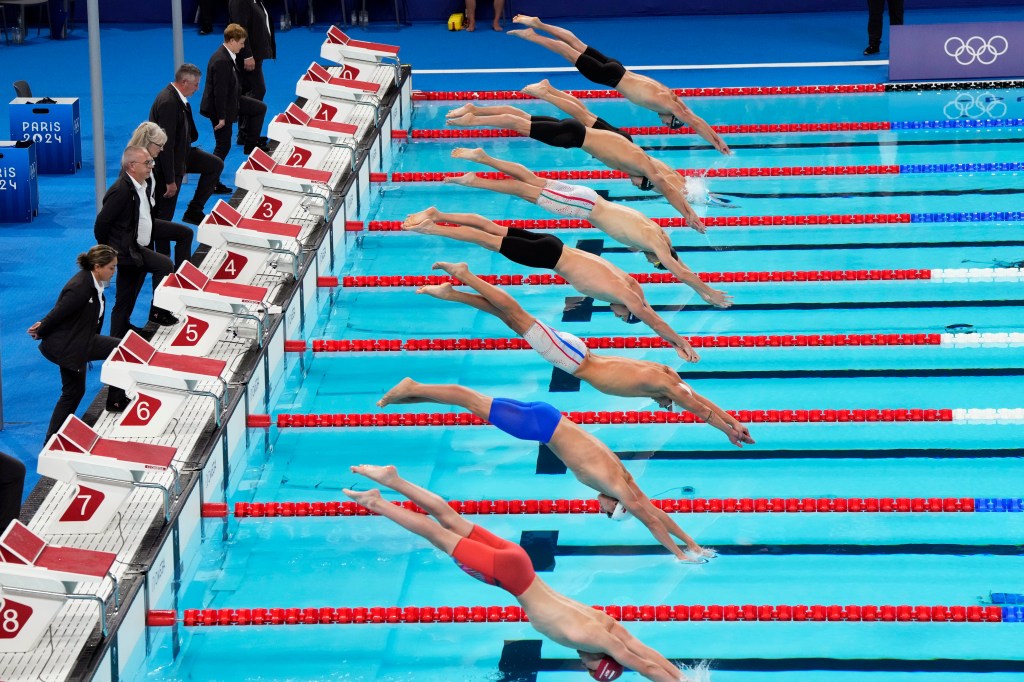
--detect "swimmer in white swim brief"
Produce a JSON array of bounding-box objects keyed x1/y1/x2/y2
[
  {"x1": 521, "y1": 320, "x2": 589, "y2": 374},
  {"x1": 536, "y1": 180, "x2": 599, "y2": 219}
]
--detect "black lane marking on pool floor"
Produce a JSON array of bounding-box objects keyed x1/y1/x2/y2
[
  {"x1": 548, "y1": 367, "x2": 1024, "y2": 394},
  {"x1": 639, "y1": 136, "x2": 1024, "y2": 153},
  {"x1": 518, "y1": 531, "x2": 1024, "y2": 572},
  {"x1": 561, "y1": 297, "x2": 1024, "y2": 322},
  {"x1": 599, "y1": 240, "x2": 1024, "y2": 255},
  {"x1": 534, "y1": 446, "x2": 1024, "y2": 474},
  {"x1": 497, "y1": 640, "x2": 1024, "y2": 681}
]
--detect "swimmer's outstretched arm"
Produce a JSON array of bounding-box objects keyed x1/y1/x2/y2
[
  {"x1": 622, "y1": 296, "x2": 700, "y2": 363},
  {"x1": 650, "y1": 167, "x2": 705, "y2": 233},
  {"x1": 646, "y1": 247, "x2": 733, "y2": 309},
  {"x1": 593, "y1": 630, "x2": 687, "y2": 682},
  {"x1": 667, "y1": 383, "x2": 754, "y2": 447},
  {"x1": 618, "y1": 494, "x2": 693, "y2": 562},
  {"x1": 665, "y1": 99, "x2": 731, "y2": 156}
]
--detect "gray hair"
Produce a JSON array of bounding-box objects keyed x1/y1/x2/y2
[
  {"x1": 121, "y1": 145, "x2": 151, "y2": 171},
  {"x1": 175, "y1": 63, "x2": 201, "y2": 83}
]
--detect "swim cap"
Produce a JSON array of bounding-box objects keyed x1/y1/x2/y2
[
  {"x1": 652, "y1": 247, "x2": 680, "y2": 270},
  {"x1": 638, "y1": 176, "x2": 656, "y2": 192},
  {"x1": 606, "y1": 501, "x2": 630, "y2": 522},
  {"x1": 588, "y1": 656, "x2": 624, "y2": 680},
  {"x1": 623, "y1": 313, "x2": 642, "y2": 324},
  {"x1": 668, "y1": 115, "x2": 684, "y2": 130}
]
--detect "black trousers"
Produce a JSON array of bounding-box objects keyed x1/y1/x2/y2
[
  {"x1": 867, "y1": 0, "x2": 904, "y2": 48},
  {"x1": 44, "y1": 335, "x2": 120, "y2": 442},
  {"x1": 239, "y1": 58, "x2": 267, "y2": 101},
  {"x1": 0, "y1": 451, "x2": 25, "y2": 532},
  {"x1": 148, "y1": 219, "x2": 194, "y2": 273},
  {"x1": 110, "y1": 246, "x2": 174, "y2": 338},
  {"x1": 211, "y1": 96, "x2": 268, "y2": 159},
  {"x1": 153, "y1": 146, "x2": 225, "y2": 222}
]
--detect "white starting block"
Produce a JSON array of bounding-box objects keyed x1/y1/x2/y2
[
  {"x1": 153, "y1": 261, "x2": 277, "y2": 356},
  {"x1": 199, "y1": 200, "x2": 302, "y2": 282},
  {"x1": 321, "y1": 25, "x2": 399, "y2": 65},
  {"x1": 235, "y1": 147, "x2": 335, "y2": 212},
  {"x1": 37, "y1": 416, "x2": 179, "y2": 534},
  {"x1": 270, "y1": 102, "x2": 358, "y2": 142},
  {"x1": 0, "y1": 520, "x2": 117, "y2": 652},
  {"x1": 100, "y1": 329, "x2": 228, "y2": 436},
  {"x1": 296, "y1": 62, "x2": 383, "y2": 104}
]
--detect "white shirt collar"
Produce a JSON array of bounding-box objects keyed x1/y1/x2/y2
[{"x1": 172, "y1": 83, "x2": 189, "y2": 105}]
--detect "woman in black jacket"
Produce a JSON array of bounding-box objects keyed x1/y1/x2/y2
[{"x1": 28, "y1": 245, "x2": 122, "y2": 442}]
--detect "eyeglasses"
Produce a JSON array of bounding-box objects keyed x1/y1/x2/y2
[
  {"x1": 133, "y1": 159, "x2": 156, "y2": 167},
  {"x1": 150, "y1": 142, "x2": 164, "y2": 150}
]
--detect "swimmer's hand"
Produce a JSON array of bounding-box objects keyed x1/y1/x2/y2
[
  {"x1": 726, "y1": 422, "x2": 755, "y2": 448},
  {"x1": 687, "y1": 214, "x2": 707, "y2": 234},
  {"x1": 702, "y1": 288, "x2": 733, "y2": 309},
  {"x1": 676, "y1": 343, "x2": 700, "y2": 363}
]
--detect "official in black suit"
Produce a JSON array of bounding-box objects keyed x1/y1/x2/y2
[
  {"x1": 149, "y1": 63, "x2": 227, "y2": 225},
  {"x1": 200, "y1": 23, "x2": 268, "y2": 159},
  {"x1": 28, "y1": 245, "x2": 122, "y2": 442},
  {"x1": 864, "y1": 0, "x2": 904, "y2": 55},
  {"x1": 229, "y1": 0, "x2": 275, "y2": 104},
  {"x1": 0, "y1": 451, "x2": 25, "y2": 532},
  {"x1": 94, "y1": 146, "x2": 178, "y2": 341}
]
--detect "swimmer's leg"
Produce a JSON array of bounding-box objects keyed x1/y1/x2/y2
[
  {"x1": 446, "y1": 112, "x2": 532, "y2": 136},
  {"x1": 433, "y1": 261, "x2": 536, "y2": 334},
  {"x1": 445, "y1": 172, "x2": 543, "y2": 204},
  {"x1": 378, "y1": 378, "x2": 493, "y2": 419},
  {"x1": 511, "y1": 17, "x2": 589, "y2": 55},
  {"x1": 451, "y1": 147, "x2": 546, "y2": 187},
  {"x1": 347, "y1": 465, "x2": 474, "y2": 543},
  {"x1": 522, "y1": 79, "x2": 597, "y2": 127},
  {"x1": 402, "y1": 217, "x2": 503, "y2": 251},
  {"x1": 447, "y1": 103, "x2": 531, "y2": 119},
  {"x1": 428, "y1": 209, "x2": 510, "y2": 237}
]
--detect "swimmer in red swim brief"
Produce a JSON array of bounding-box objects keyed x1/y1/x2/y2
[{"x1": 343, "y1": 464, "x2": 692, "y2": 681}]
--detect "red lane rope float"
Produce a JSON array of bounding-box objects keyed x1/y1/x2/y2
[
  {"x1": 311, "y1": 334, "x2": 942, "y2": 353},
  {"x1": 388, "y1": 165, "x2": 900, "y2": 182},
  {"x1": 273, "y1": 408, "x2": 954, "y2": 428},
  {"x1": 149, "y1": 602, "x2": 1002, "y2": 626},
  {"x1": 227, "y1": 496, "x2": 977, "y2": 518},
  {"x1": 410, "y1": 84, "x2": 886, "y2": 101},
  {"x1": 411, "y1": 121, "x2": 891, "y2": 139},
  {"x1": 341, "y1": 269, "x2": 932, "y2": 289},
  {"x1": 368, "y1": 213, "x2": 912, "y2": 231}
]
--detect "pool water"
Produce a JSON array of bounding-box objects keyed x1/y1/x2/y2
[{"x1": 133, "y1": 86, "x2": 1024, "y2": 681}]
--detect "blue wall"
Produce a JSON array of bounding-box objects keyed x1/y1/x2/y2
[{"x1": 66, "y1": 0, "x2": 1024, "y2": 25}]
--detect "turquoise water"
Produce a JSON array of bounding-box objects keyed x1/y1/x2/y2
[{"x1": 134, "y1": 88, "x2": 1024, "y2": 681}]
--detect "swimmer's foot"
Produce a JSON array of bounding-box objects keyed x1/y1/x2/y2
[
  {"x1": 350, "y1": 463, "x2": 400, "y2": 487},
  {"x1": 432, "y1": 261, "x2": 470, "y2": 279},
  {"x1": 342, "y1": 486, "x2": 384, "y2": 510},
  {"x1": 506, "y1": 28, "x2": 537, "y2": 41},
  {"x1": 521, "y1": 79, "x2": 551, "y2": 99},
  {"x1": 678, "y1": 552, "x2": 710, "y2": 565},
  {"x1": 402, "y1": 219, "x2": 441, "y2": 235},
  {"x1": 443, "y1": 172, "x2": 477, "y2": 187},
  {"x1": 404, "y1": 206, "x2": 440, "y2": 225},
  {"x1": 701, "y1": 288, "x2": 734, "y2": 309},
  {"x1": 445, "y1": 113, "x2": 476, "y2": 127},
  {"x1": 377, "y1": 378, "x2": 423, "y2": 407},
  {"x1": 416, "y1": 282, "x2": 456, "y2": 300},
  {"x1": 446, "y1": 103, "x2": 477, "y2": 119},
  {"x1": 512, "y1": 15, "x2": 540, "y2": 28},
  {"x1": 451, "y1": 147, "x2": 487, "y2": 162}
]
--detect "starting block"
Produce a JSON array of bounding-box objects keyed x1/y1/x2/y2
[
  {"x1": 296, "y1": 62, "x2": 383, "y2": 104},
  {"x1": 0, "y1": 520, "x2": 117, "y2": 652},
  {"x1": 37, "y1": 415, "x2": 179, "y2": 533},
  {"x1": 199, "y1": 200, "x2": 301, "y2": 282}
]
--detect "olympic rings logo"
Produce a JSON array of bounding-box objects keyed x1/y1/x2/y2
[
  {"x1": 944, "y1": 35, "x2": 1009, "y2": 65},
  {"x1": 943, "y1": 92, "x2": 1007, "y2": 119}
]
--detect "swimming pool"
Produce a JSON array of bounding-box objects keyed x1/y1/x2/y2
[{"x1": 129, "y1": 85, "x2": 1024, "y2": 681}]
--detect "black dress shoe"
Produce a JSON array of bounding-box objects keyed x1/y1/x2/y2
[
  {"x1": 106, "y1": 387, "x2": 128, "y2": 413},
  {"x1": 198, "y1": 26, "x2": 212, "y2": 35},
  {"x1": 244, "y1": 142, "x2": 272, "y2": 156},
  {"x1": 863, "y1": 45, "x2": 880, "y2": 55},
  {"x1": 212, "y1": 182, "x2": 233, "y2": 195},
  {"x1": 149, "y1": 310, "x2": 180, "y2": 326},
  {"x1": 182, "y1": 208, "x2": 206, "y2": 225}
]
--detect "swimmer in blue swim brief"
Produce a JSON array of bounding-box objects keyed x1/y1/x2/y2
[{"x1": 376, "y1": 379, "x2": 718, "y2": 563}]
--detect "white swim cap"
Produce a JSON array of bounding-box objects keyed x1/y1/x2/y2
[{"x1": 609, "y1": 502, "x2": 630, "y2": 522}]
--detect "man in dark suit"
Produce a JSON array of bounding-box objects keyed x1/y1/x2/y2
[
  {"x1": 229, "y1": 0, "x2": 275, "y2": 106},
  {"x1": 149, "y1": 63, "x2": 228, "y2": 226},
  {"x1": 200, "y1": 23, "x2": 268, "y2": 160},
  {"x1": 28, "y1": 245, "x2": 122, "y2": 437},
  {"x1": 94, "y1": 146, "x2": 178, "y2": 347}
]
